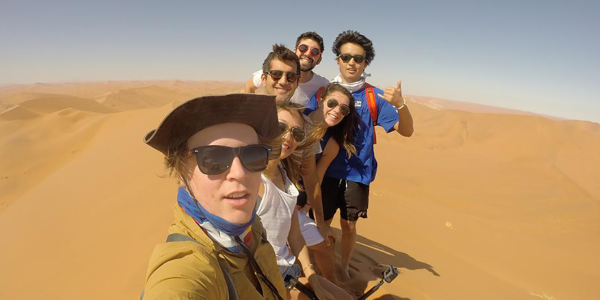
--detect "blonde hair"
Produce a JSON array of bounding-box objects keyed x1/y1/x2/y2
[{"x1": 263, "y1": 102, "x2": 324, "y2": 189}]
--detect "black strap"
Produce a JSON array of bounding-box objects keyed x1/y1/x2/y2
[
  {"x1": 166, "y1": 233, "x2": 238, "y2": 300},
  {"x1": 234, "y1": 236, "x2": 285, "y2": 300}
]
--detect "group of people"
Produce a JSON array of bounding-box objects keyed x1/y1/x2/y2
[{"x1": 141, "y1": 30, "x2": 414, "y2": 299}]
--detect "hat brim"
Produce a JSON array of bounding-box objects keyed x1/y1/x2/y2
[{"x1": 144, "y1": 93, "x2": 279, "y2": 155}]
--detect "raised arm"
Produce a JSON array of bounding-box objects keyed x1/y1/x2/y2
[
  {"x1": 378, "y1": 80, "x2": 414, "y2": 137},
  {"x1": 244, "y1": 76, "x2": 258, "y2": 94}
]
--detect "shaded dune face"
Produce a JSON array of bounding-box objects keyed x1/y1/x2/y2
[{"x1": 0, "y1": 81, "x2": 599, "y2": 300}]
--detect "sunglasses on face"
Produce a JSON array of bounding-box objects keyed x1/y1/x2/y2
[
  {"x1": 326, "y1": 98, "x2": 350, "y2": 116},
  {"x1": 298, "y1": 44, "x2": 321, "y2": 57},
  {"x1": 265, "y1": 70, "x2": 299, "y2": 83},
  {"x1": 191, "y1": 145, "x2": 272, "y2": 175},
  {"x1": 338, "y1": 53, "x2": 366, "y2": 64},
  {"x1": 279, "y1": 122, "x2": 306, "y2": 142}
]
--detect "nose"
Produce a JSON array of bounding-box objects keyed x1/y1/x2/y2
[
  {"x1": 226, "y1": 156, "x2": 248, "y2": 180},
  {"x1": 278, "y1": 75, "x2": 288, "y2": 84},
  {"x1": 332, "y1": 105, "x2": 342, "y2": 114}
]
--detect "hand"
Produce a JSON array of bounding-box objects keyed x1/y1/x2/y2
[
  {"x1": 377, "y1": 80, "x2": 405, "y2": 108},
  {"x1": 317, "y1": 224, "x2": 334, "y2": 246}
]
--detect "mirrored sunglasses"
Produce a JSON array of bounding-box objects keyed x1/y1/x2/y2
[
  {"x1": 326, "y1": 98, "x2": 350, "y2": 116},
  {"x1": 298, "y1": 44, "x2": 321, "y2": 57},
  {"x1": 278, "y1": 122, "x2": 306, "y2": 142}
]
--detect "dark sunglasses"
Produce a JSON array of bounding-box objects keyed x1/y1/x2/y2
[
  {"x1": 338, "y1": 53, "x2": 366, "y2": 64},
  {"x1": 191, "y1": 145, "x2": 272, "y2": 175},
  {"x1": 265, "y1": 70, "x2": 299, "y2": 83},
  {"x1": 326, "y1": 98, "x2": 350, "y2": 116},
  {"x1": 298, "y1": 44, "x2": 321, "y2": 57},
  {"x1": 279, "y1": 122, "x2": 306, "y2": 142}
]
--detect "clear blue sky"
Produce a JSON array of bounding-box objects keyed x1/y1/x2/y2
[{"x1": 1, "y1": 0, "x2": 598, "y2": 122}]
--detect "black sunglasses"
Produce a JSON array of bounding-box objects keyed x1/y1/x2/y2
[
  {"x1": 326, "y1": 98, "x2": 350, "y2": 116},
  {"x1": 191, "y1": 145, "x2": 272, "y2": 175},
  {"x1": 298, "y1": 44, "x2": 321, "y2": 57},
  {"x1": 265, "y1": 70, "x2": 300, "y2": 83},
  {"x1": 338, "y1": 53, "x2": 366, "y2": 64},
  {"x1": 279, "y1": 122, "x2": 306, "y2": 142}
]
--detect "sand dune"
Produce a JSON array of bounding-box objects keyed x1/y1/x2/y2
[
  {"x1": 0, "y1": 81, "x2": 599, "y2": 300},
  {"x1": 97, "y1": 86, "x2": 190, "y2": 111}
]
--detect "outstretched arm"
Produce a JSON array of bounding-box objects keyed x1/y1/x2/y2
[{"x1": 244, "y1": 76, "x2": 258, "y2": 94}]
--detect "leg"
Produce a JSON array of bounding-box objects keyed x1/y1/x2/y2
[
  {"x1": 338, "y1": 181, "x2": 370, "y2": 281},
  {"x1": 290, "y1": 275, "x2": 353, "y2": 300},
  {"x1": 297, "y1": 209, "x2": 338, "y2": 284},
  {"x1": 308, "y1": 239, "x2": 337, "y2": 284},
  {"x1": 339, "y1": 218, "x2": 357, "y2": 281}
]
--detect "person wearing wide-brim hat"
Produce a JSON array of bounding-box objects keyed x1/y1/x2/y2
[{"x1": 141, "y1": 94, "x2": 286, "y2": 300}]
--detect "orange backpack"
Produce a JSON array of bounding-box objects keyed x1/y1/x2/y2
[{"x1": 316, "y1": 84, "x2": 378, "y2": 144}]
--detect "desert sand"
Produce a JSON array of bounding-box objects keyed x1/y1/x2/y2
[{"x1": 0, "y1": 81, "x2": 599, "y2": 300}]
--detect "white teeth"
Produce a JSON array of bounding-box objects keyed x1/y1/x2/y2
[
  {"x1": 227, "y1": 192, "x2": 245, "y2": 198},
  {"x1": 328, "y1": 113, "x2": 338, "y2": 120}
]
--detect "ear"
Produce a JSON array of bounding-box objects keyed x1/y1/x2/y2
[{"x1": 261, "y1": 73, "x2": 266, "y2": 84}]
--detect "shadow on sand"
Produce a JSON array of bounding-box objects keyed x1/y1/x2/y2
[{"x1": 330, "y1": 228, "x2": 439, "y2": 300}]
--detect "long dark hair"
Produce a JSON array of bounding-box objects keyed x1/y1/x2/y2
[{"x1": 318, "y1": 83, "x2": 357, "y2": 158}]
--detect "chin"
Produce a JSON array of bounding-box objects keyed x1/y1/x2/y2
[
  {"x1": 280, "y1": 149, "x2": 292, "y2": 159},
  {"x1": 226, "y1": 209, "x2": 255, "y2": 225}
]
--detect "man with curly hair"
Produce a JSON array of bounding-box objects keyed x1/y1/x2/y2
[{"x1": 305, "y1": 30, "x2": 414, "y2": 281}]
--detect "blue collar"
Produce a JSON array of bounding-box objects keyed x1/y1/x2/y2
[{"x1": 177, "y1": 187, "x2": 256, "y2": 237}]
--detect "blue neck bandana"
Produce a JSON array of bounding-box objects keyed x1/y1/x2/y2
[{"x1": 177, "y1": 187, "x2": 256, "y2": 237}]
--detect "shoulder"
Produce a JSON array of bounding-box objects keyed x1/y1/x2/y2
[
  {"x1": 144, "y1": 240, "x2": 225, "y2": 299},
  {"x1": 322, "y1": 137, "x2": 340, "y2": 155},
  {"x1": 312, "y1": 73, "x2": 330, "y2": 85}
]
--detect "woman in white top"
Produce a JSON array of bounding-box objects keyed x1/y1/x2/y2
[{"x1": 257, "y1": 102, "x2": 353, "y2": 300}]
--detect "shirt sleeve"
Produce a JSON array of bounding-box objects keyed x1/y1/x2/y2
[
  {"x1": 303, "y1": 94, "x2": 318, "y2": 115},
  {"x1": 374, "y1": 87, "x2": 400, "y2": 133},
  {"x1": 252, "y1": 70, "x2": 263, "y2": 88}
]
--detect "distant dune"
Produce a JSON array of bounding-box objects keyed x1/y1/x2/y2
[{"x1": 0, "y1": 81, "x2": 598, "y2": 300}]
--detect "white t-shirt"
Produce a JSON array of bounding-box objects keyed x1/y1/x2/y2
[
  {"x1": 252, "y1": 70, "x2": 329, "y2": 107},
  {"x1": 256, "y1": 167, "x2": 298, "y2": 267}
]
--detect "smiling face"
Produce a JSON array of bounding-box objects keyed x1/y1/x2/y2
[
  {"x1": 262, "y1": 59, "x2": 299, "y2": 103},
  {"x1": 337, "y1": 42, "x2": 367, "y2": 83},
  {"x1": 183, "y1": 123, "x2": 261, "y2": 224},
  {"x1": 277, "y1": 109, "x2": 303, "y2": 160},
  {"x1": 321, "y1": 91, "x2": 350, "y2": 127},
  {"x1": 295, "y1": 38, "x2": 322, "y2": 72}
]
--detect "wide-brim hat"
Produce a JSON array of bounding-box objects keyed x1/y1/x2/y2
[{"x1": 144, "y1": 93, "x2": 279, "y2": 155}]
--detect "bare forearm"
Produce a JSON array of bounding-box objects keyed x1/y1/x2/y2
[
  {"x1": 302, "y1": 170, "x2": 325, "y2": 226},
  {"x1": 396, "y1": 105, "x2": 414, "y2": 137},
  {"x1": 301, "y1": 156, "x2": 325, "y2": 225}
]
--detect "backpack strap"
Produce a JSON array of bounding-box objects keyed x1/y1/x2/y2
[
  {"x1": 316, "y1": 86, "x2": 325, "y2": 103},
  {"x1": 165, "y1": 233, "x2": 238, "y2": 300},
  {"x1": 364, "y1": 83, "x2": 378, "y2": 144}
]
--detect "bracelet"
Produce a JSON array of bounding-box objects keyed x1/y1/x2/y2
[
  {"x1": 302, "y1": 264, "x2": 315, "y2": 273},
  {"x1": 395, "y1": 98, "x2": 407, "y2": 111}
]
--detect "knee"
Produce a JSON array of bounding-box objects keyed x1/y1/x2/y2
[{"x1": 340, "y1": 220, "x2": 356, "y2": 232}]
